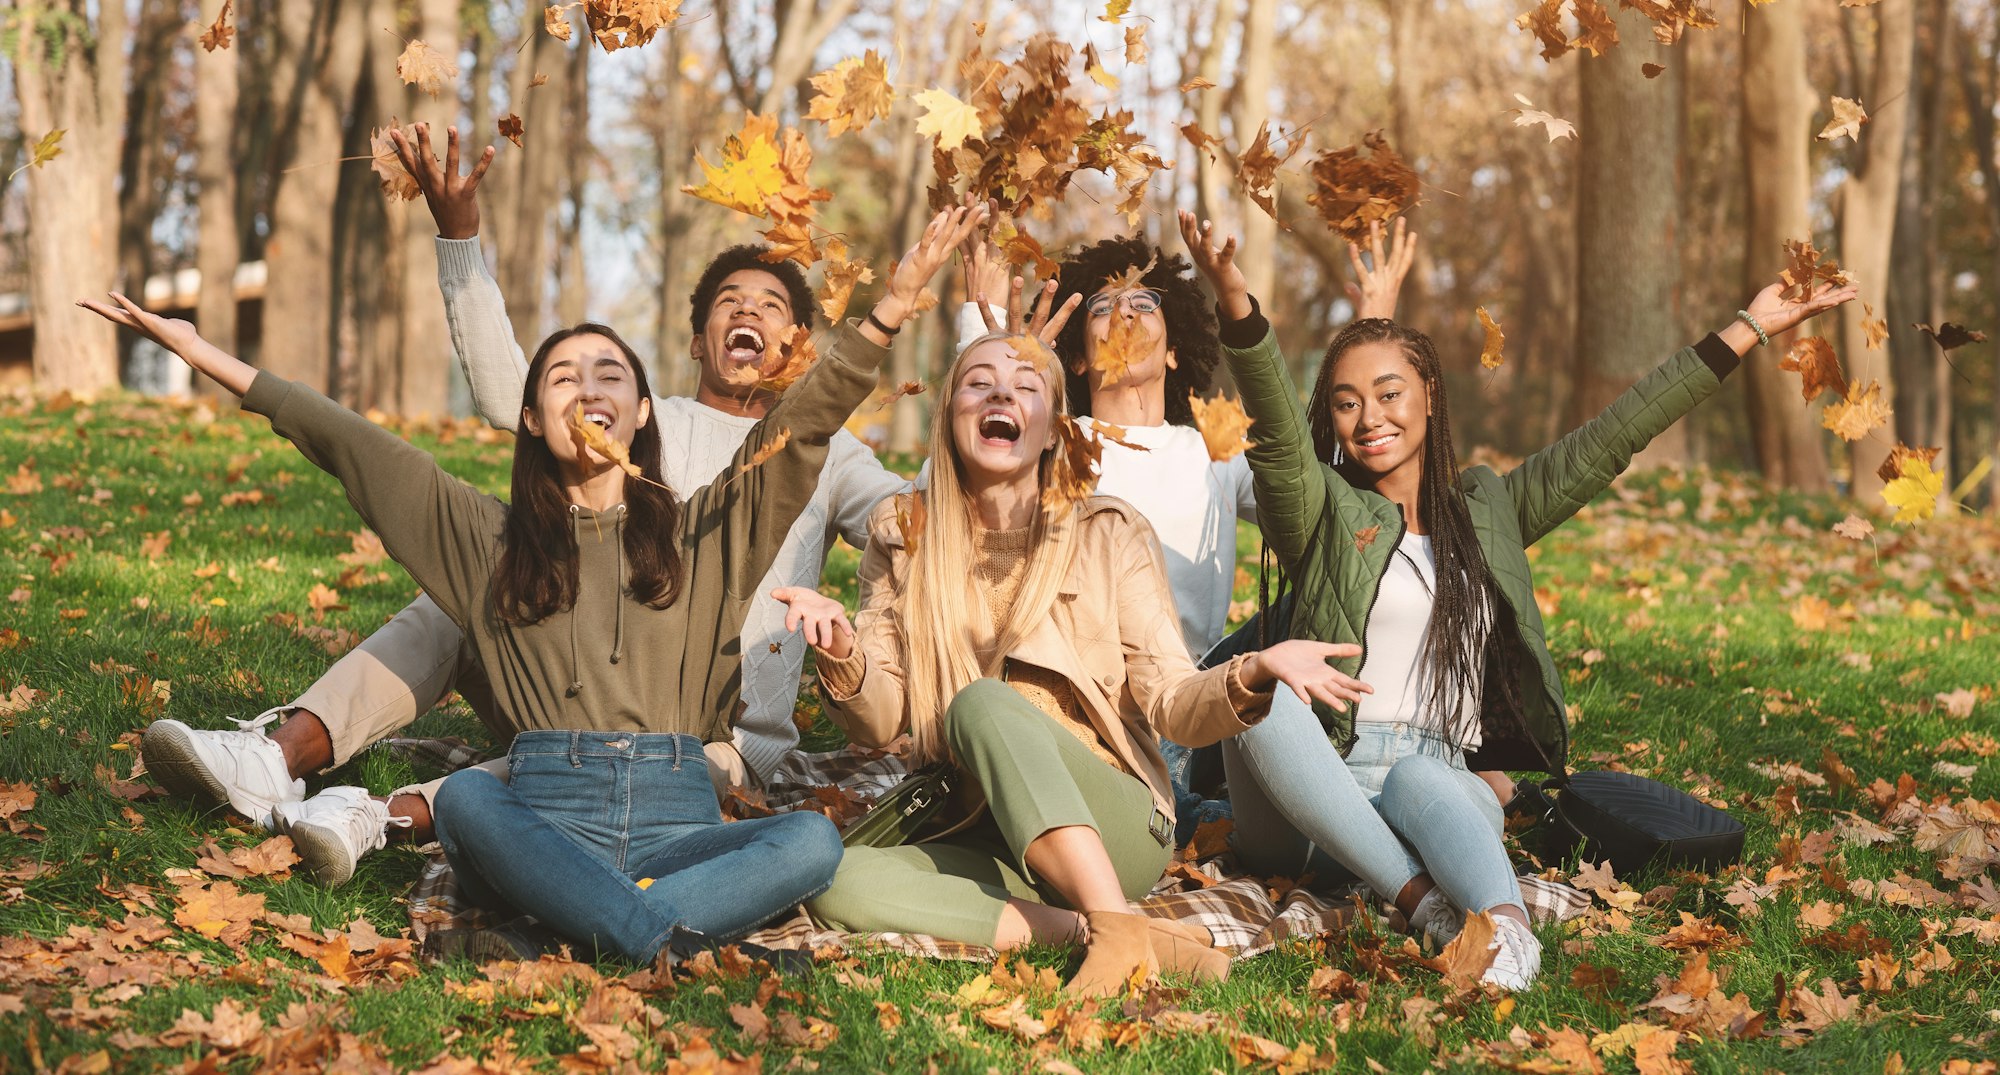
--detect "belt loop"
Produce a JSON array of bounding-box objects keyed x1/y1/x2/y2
[
  {"x1": 569, "y1": 730, "x2": 582, "y2": 768},
  {"x1": 671, "y1": 734, "x2": 683, "y2": 772}
]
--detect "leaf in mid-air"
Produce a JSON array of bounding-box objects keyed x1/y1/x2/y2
[
  {"x1": 497, "y1": 113, "x2": 524, "y2": 148},
  {"x1": 1819, "y1": 379, "x2": 1890, "y2": 443},
  {"x1": 1509, "y1": 95, "x2": 1576, "y2": 142},
  {"x1": 1777, "y1": 336, "x2": 1845, "y2": 402},
  {"x1": 567, "y1": 403, "x2": 643, "y2": 480},
  {"x1": 1476, "y1": 306, "x2": 1507, "y2": 369},
  {"x1": 1189, "y1": 393, "x2": 1255, "y2": 462},
  {"x1": 396, "y1": 39, "x2": 459, "y2": 98},
  {"x1": 805, "y1": 52, "x2": 894, "y2": 137},
  {"x1": 1305, "y1": 131, "x2": 1420, "y2": 242},
  {"x1": 368, "y1": 120, "x2": 422, "y2": 202},
  {"x1": 913, "y1": 88, "x2": 985, "y2": 151},
  {"x1": 1816, "y1": 97, "x2": 1868, "y2": 144},
  {"x1": 1913, "y1": 322, "x2": 1987, "y2": 352},
  {"x1": 815, "y1": 244, "x2": 875, "y2": 323},
  {"x1": 1881, "y1": 455, "x2": 1943, "y2": 525},
  {"x1": 199, "y1": 0, "x2": 234, "y2": 51}
]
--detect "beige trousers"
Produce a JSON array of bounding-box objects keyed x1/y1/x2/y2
[{"x1": 292, "y1": 594, "x2": 752, "y2": 809}]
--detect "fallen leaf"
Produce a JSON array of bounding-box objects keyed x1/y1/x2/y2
[
  {"x1": 1353, "y1": 526, "x2": 1381, "y2": 553},
  {"x1": 1817, "y1": 97, "x2": 1868, "y2": 143},
  {"x1": 172, "y1": 879, "x2": 266, "y2": 947},
  {"x1": 1831, "y1": 514, "x2": 1874, "y2": 541},
  {"x1": 199, "y1": 0, "x2": 234, "y2": 51},
  {"x1": 1862, "y1": 302, "x2": 1889, "y2": 349},
  {"x1": 1435, "y1": 910, "x2": 1499, "y2": 987},
  {"x1": 1874, "y1": 442, "x2": 1941, "y2": 486},
  {"x1": 1181, "y1": 76, "x2": 1217, "y2": 92},
  {"x1": 396, "y1": 39, "x2": 459, "y2": 98},
  {"x1": 1476, "y1": 306, "x2": 1506, "y2": 369},
  {"x1": 1189, "y1": 393, "x2": 1255, "y2": 462}
]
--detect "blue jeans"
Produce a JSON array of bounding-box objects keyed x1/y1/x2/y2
[
  {"x1": 1221, "y1": 690, "x2": 1523, "y2": 914},
  {"x1": 432, "y1": 731, "x2": 843, "y2": 963}
]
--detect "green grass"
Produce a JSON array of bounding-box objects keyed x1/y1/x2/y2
[{"x1": 3, "y1": 392, "x2": 1998, "y2": 1073}]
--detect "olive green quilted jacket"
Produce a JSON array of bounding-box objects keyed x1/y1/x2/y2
[{"x1": 1220, "y1": 305, "x2": 1740, "y2": 773}]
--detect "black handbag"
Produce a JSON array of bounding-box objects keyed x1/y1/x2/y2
[
  {"x1": 1541, "y1": 770, "x2": 1745, "y2": 876},
  {"x1": 841, "y1": 763, "x2": 957, "y2": 848}
]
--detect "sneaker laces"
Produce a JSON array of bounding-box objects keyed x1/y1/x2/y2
[
  {"x1": 297, "y1": 787, "x2": 410, "y2": 854},
  {"x1": 229, "y1": 707, "x2": 289, "y2": 734},
  {"x1": 1483, "y1": 915, "x2": 1542, "y2": 989}
]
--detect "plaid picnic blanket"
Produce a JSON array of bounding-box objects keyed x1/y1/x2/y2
[{"x1": 385, "y1": 738, "x2": 1588, "y2": 963}]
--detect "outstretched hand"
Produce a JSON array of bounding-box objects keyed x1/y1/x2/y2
[
  {"x1": 961, "y1": 211, "x2": 1081, "y2": 345},
  {"x1": 76, "y1": 292, "x2": 255, "y2": 396},
  {"x1": 1345, "y1": 218, "x2": 1417, "y2": 321},
  {"x1": 1242, "y1": 639, "x2": 1373, "y2": 712},
  {"x1": 1176, "y1": 210, "x2": 1253, "y2": 321},
  {"x1": 388, "y1": 123, "x2": 494, "y2": 241},
  {"x1": 1742, "y1": 279, "x2": 1862, "y2": 340},
  {"x1": 864, "y1": 202, "x2": 991, "y2": 344},
  {"x1": 770, "y1": 586, "x2": 856, "y2": 661}
]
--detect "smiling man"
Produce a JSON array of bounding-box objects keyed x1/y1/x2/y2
[{"x1": 138, "y1": 126, "x2": 911, "y2": 888}]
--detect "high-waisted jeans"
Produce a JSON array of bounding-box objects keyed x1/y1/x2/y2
[
  {"x1": 1220, "y1": 690, "x2": 1523, "y2": 914},
  {"x1": 432, "y1": 730, "x2": 844, "y2": 963}
]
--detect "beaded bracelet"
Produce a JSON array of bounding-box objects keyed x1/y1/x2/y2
[{"x1": 1735, "y1": 309, "x2": 1771, "y2": 348}]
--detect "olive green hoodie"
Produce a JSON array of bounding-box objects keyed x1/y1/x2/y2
[
  {"x1": 1219, "y1": 302, "x2": 1739, "y2": 773},
  {"x1": 241, "y1": 320, "x2": 886, "y2": 743}
]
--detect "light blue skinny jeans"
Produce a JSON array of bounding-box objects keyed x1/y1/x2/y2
[
  {"x1": 1220, "y1": 689, "x2": 1524, "y2": 914},
  {"x1": 432, "y1": 730, "x2": 844, "y2": 963}
]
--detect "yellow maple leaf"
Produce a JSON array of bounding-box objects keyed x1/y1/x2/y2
[
  {"x1": 1881, "y1": 455, "x2": 1943, "y2": 525},
  {"x1": 1091, "y1": 313, "x2": 1156, "y2": 388},
  {"x1": 913, "y1": 88, "x2": 985, "y2": 151},
  {"x1": 1476, "y1": 306, "x2": 1506, "y2": 369},
  {"x1": 1189, "y1": 393, "x2": 1255, "y2": 462},
  {"x1": 7, "y1": 128, "x2": 65, "y2": 182},
  {"x1": 681, "y1": 117, "x2": 786, "y2": 217},
  {"x1": 805, "y1": 51, "x2": 894, "y2": 137},
  {"x1": 1819, "y1": 379, "x2": 1890, "y2": 442}
]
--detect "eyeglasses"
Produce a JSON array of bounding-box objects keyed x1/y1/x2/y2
[{"x1": 1086, "y1": 289, "x2": 1163, "y2": 319}]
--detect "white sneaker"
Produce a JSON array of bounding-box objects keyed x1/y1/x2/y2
[
  {"x1": 1481, "y1": 914, "x2": 1543, "y2": 992},
  {"x1": 141, "y1": 711, "x2": 304, "y2": 831},
  {"x1": 275, "y1": 787, "x2": 410, "y2": 886},
  {"x1": 1408, "y1": 887, "x2": 1464, "y2": 947}
]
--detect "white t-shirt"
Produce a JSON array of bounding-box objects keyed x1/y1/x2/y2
[
  {"x1": 1351, "y1": 531, "x2": 1482, "y2": 747},
  {"x1": 955, "y1": 304, "x2": 1258, "y2": 659}
]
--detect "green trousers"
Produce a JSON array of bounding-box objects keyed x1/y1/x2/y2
[{"x1": 808, "y1": 678, "x2": 1174, "y2": 945}]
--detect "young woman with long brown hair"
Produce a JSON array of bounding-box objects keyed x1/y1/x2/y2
[{"x1": 79, "y1": 203, "x2": 984, "y2": 965}]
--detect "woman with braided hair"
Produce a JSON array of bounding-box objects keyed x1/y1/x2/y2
[{"x1": 1178, "y1": 210, "x2": 1856, "y2": 990}]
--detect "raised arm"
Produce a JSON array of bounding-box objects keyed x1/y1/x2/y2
[
  {"x1": 78, "y1": 295, "x2": 502, "y2": 625},
  {"x1": 1345, "y1": 217, "x2": 1417, "y2": 321},
  {"x1": 686, "y1": 205, "x2": 989, "y2": 600},
  {"x1": 1177, "y1": 211, "x2": 1337, "y2": 571},
  {"x1": 389, "y1": 123, "x2": 545, "y2": 434},
  {"x1": 1503, "y1": 278, "x2": 1857, "y2": 545},
  {"x1": 954, "y1": 206, "x2": 1081, "y2": 353}
]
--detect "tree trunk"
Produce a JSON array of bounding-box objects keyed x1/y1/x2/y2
[
  {"x1": 1739, "y1": 0, "x2": 1831, "y2": 490},
  {"x1": 1192, "y1": 0, "x2": 1230, "y2": 225},
  {"x1": 395, "y1": 0, "x2": 463, "y2": 415},
  {"x1": 12, "y1": 0, "x2": 128, "y2": 395},
  {"x1": 1836, "y1": 0, "x2": 1915, "y2": 500},
  {"x1": 1232, "y1": 0, "x2": 1278, "y2": 303},
  {"x1": 195, "y1": 0, "x2": 242, "y2": 398},
  {"x1": 263, "y1": 0, "x2": 367, "y2": 390},
  {"x1": 1956, "y1": 15, "x2": 2000, "y2": 508},
  {"x1": 117, "y1": 0, "x2": 183, "y2": 387},
  {"x1": 1385, "y1": 0, "x2": 1428, "y2": 329},
  {"x1": 554, "y1": 32, "x2": 591, "y2": 328},
  {"x1": 494, "y1": 18, "x2": 568, "y2": 358},
  {"x1": 1569, "y1": 4, "x2": 1684, "y2": 466},
  {"x1": 1888, "y1": 3, "x2": 1951, "y2": 482}
]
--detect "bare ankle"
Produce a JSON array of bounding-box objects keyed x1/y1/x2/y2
[
  {"x1": 269, "y1": 709, "x2": 335, "y2": 779},
  {"x1": 1394, "y1": 874, "x2": 1436, "y2": 919},
  {"x1": 386, "y1": 793, "x2": 431, "y2": 843}
]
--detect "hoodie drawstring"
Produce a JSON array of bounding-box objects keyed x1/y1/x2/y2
[
  {"x1": 567, "y1": 505, "x2": 584, "y2": 698},
  {"x1": 564, "y1": 503, "x2": 627, "y2": 697},
  {"x1": 611, "y1": 504, "x2": 626, "y2": 665}
]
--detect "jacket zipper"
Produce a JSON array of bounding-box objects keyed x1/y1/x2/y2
[{"x1": 1341, "y1": 507, "x2": 1407, "y2": 755}]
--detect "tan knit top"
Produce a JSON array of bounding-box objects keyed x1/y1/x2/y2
[{"x1": 973, "y1": 526, "x2": 1130, "y2": 775}]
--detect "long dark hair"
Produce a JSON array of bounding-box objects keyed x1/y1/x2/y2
[
  {"x1": 492, "y1": 323, "x2": 683, "y2": 625},
  {"x1": 1051, "y1": 236, "x2": 1220, "y2": 426},
  {"x1": 1305, "y1": 318, "x2": 1532, "y2": 745}
]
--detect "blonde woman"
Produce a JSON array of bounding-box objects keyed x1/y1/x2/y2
[{"x1": 772, "y1": 333, "x2": 1369, "y2": 995}]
